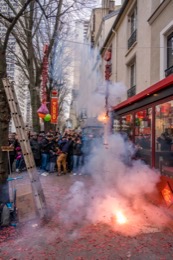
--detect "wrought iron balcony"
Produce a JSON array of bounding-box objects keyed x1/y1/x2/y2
[
  {"x1": 127, "y1": 85, "x2": 136, "y2": 98},
  {"x1": 128, "y1": 29, "x2": 137, "y2": 49},
  {"x1": 165, "y1": 65, "x2": 173, "y2": 77}
]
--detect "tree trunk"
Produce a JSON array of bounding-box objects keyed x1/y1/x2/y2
[
  {"x1": 0, "y1": 47, "x2": 10, "y2": 202},
  {"x1": 27, "y1": 30, "x2": 41, "y2": 133},
  {"x1": 30, "y1": 86, "x2": 41, "y2": 133}
]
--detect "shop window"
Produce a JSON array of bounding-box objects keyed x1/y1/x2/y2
[
  {"x1": 122, "y1": 114, "x2": 133, "y2": 136},
  {"x1": 120, "y1": 114, "x2": 133, "y2": 138},
  {"x1": 155, "y1": 100, "x2": 173, "y2": 174},
  {"x1": 134, "y1": 108, "x2": 152, "y2": 166},
  {"x1": 113, "y1": 114, "x2": 133, "y2": 138}
]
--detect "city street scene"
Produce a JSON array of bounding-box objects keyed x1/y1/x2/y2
[{"x1": 0, "y1": 0, "x2": 173, "y2": 259}]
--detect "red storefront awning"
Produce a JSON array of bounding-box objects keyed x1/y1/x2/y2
[{"x1": 113, "y1": 75, "x2": 173, "y2": 111}]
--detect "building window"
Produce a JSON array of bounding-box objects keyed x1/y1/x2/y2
[
  {"x1": 127, "y1": 60, "x2": 136, "y2": 98},
  {"x1": 130, "y1": 10, "x2": 137, "y2": 34},
  {"x1": 130, "y1": 63, "x2": 135, "y2": 87},
  {"x1": 165, "y1": 32, "x2": 173, "y2": 77},
  {"x1": 128, "y1": 5, "x2": 137, "y2": 49}
]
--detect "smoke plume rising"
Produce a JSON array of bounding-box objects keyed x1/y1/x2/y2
[{"x1": 59, "y1": 43, "x2": 171, "y2": 236}]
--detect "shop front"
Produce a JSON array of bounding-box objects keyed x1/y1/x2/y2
[{"x1": 112, "y1": 75, "x2": 173, "y2": 203}]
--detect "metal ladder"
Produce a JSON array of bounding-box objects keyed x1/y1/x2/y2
[{"x1": 2, "y1": 77, "x2": 47, "y2": 219}]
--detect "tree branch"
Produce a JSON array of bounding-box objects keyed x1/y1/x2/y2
[
  {"x1": 3, "y1": 0, "x2": 34, "y2": 51},
  {"x1": 0, "y1": 13, "x2": 14, "y2": 23},
  {"x1": 35, "y1": 0, "x2": 48, "y2": 19}
]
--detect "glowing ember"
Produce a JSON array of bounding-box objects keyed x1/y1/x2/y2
[
  {"x1": 98, "y1": 114, "x2": 108, "y2": 123},
  {"x1": 115, "y1": 211, "x2": 127, "y2": 225}
]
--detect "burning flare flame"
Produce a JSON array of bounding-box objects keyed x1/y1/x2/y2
[
  {"x1": 98, "y1": 113, "x2": 108, "y2": 123},
  {"x1": 115, "y1": 211, "x2": 127, "y2": 225}
]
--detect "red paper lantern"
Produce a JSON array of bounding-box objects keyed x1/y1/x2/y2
[
  {"x1": 126, "y1": 115, "x2": 131, "y2": 122},
  {"x1": 160, "y1": 103, "x2": 171, "y2": 116},
  {"x1": 52, "y1": 90, "x2": 58, "y2": 95},
  {"x1": 136, "y1": 110, "x2": 147, "y2": 119},
  {"x1": 104, "y1": 50, "x2": 112, "y2": 61}
]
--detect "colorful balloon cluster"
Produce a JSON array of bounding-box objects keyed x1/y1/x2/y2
[
  {"x1": 37, "y1": 103, "x2": 51, "y2": 122},
  {"x1": 38, "y1": 113, "x2": 51, "y2": 121}
]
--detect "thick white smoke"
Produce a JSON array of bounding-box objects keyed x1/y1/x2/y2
[
  {"x1": 58, "y1": 133, "x2": 172, "y2": 236},
  {"x1": 60, "y1": 43, "x2": 171, "y2": 236}
]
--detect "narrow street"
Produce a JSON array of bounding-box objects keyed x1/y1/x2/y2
[{"x1": 1, "y1": 173, "x2": 173, "y2": 260}]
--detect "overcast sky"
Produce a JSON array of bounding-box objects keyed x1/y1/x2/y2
[{"x1": 96, "y1": 0, "x2": 122, "y2": 6}]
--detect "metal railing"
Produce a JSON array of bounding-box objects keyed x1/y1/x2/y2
[
  {"x1": 165, "y1": 65, "x2": 173, "y2": 77},
  {"x1": 128, "y1": 29, "x2": 137, "y2": 49},
  {"x1": 127, "y1": 85, "x2": 136, "y2": 98}
]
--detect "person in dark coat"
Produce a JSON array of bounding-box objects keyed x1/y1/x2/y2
[
  {"x1": 40, "y1": 133, "x2": 54, "y2": 174},
  {"x1": 72, "y1": 138, "x2": 83, "y2": 175},
  {"x1": 48, "y1": 141, "x2": 57, "y2": 173},
  {"x1": 30, "y1": 132, "x2": 41, "y2": 167},
  {"x1": 157, "y1": 132, "x2": 172, "y2": 151},
  {"x1": 66, "y1": 136, "x2": 75, "y2": 173},
  {"x1": 8, "y1": 133, "x2": 19, "y2": 172},
  {"x1": 56, "y1": 137, "x2": 71, "y2": 176}
]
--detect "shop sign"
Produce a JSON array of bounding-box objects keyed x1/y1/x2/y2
[
  {"x1": 161, "y1": 182, "x2": 173, "y2": 207},
  {"x1": 1, "y1": 146, "x2": 14, "y2": 152},
  {"x1": 50, "y1": 97, "x2": 58, "y2": 124}
]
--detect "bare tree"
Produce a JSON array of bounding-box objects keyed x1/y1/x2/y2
[
  {"x1": 0, "y1": 0, "x2": 95, "y2": 200},
  {"x1": 1, "y1": 0, "x2": 95, "y2": 131},
  {"x1": 0, "y1": 0, "x2": 35, "y2": 201}
]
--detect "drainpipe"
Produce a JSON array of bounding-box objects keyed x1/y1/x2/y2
[{"x1": 115, "y1": 30, "x2": 118, "y2": 82}]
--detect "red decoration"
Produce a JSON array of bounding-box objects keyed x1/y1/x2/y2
[
  {"x1": 105, "y1": 64, "x2": 112, "y2": 80},
  {"x1": 126, "y1": 115, "x2": 131, "y2": 122},
  {"x1": 104, "y1": 50, "x2": 111, "y2": 61},
  {"x1": 41, "y1": 44, "x2": 49, "y2": 103},
  {"x1": 50, "y1": 92, "x2": 58, "y2": 124},
  {"x1": 52, "y1": 90, "x2": 58, "y2": 95},
  {"x1": 136, "y1": 110, "x2": 146, "y2": 119},
  {"x1": 160, "y1": 103, "x2": 171, "y2": 116}
]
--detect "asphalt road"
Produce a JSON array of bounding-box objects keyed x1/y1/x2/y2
[{"x1": 1, "y1": 172, "x2": 173, "y2": 260}]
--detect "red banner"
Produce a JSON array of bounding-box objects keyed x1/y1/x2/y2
[
  {"x1": 41, "y1": 45, "x2": 49, "y2": 103},
  {"x1": 51, "y1": 97, "x2": 58, "y2": 124}
]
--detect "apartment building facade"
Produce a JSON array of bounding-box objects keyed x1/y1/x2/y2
[
  {"x1": 74, "y1": 0, "x2": 173, "y2": 201},
  {"x1": 97, "y1": 0, "x2": 173, "y2": 197}
]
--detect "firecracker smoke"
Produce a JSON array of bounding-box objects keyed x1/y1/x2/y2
[
  {"x1": 59, "y1": 41, "x2": 171, "y2": 235},
  {"x1": 59, "y1": 133, "x2": 172, "y2": 236}
]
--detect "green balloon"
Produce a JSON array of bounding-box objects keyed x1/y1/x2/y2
[{"x1": 44, "y1": 114, "x2": 51, "y2": 122}]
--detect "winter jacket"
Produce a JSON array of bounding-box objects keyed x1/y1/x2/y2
[
  {"x1": 30, "y1": 138, "x2": 41, "y2": 159},
  {"x1": 73, "y1": 142, "x2": 83, "y2": 156}
]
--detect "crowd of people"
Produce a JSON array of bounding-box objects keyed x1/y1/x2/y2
[{"x1": 8, "y1": 130, "x2": 90, "y2": 176}]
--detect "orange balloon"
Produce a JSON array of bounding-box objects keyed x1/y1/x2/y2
[{"x1": 38, "y1": 113, "x2": 46, "y2": 119}]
